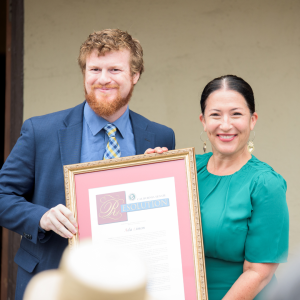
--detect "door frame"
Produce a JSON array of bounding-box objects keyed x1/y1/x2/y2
[{"x1": 1, "y1": 0, "x2": 24, "y2": 299}]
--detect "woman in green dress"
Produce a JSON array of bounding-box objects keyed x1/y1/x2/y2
[
  {"x1": 197, "y1": 75, "x2": 288, "y2": 299},
  {"x1": 147, "y1": 75, "x2": 289, "y2": 300}
]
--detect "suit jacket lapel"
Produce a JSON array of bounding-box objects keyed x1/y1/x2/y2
[
  {"x1": 58, "y1": 102, "x2": 85, "y2": 166},
  {"x1": 58, "y1": 106, "x2": 155, "y2": 164},
  {"x1": 129, "y1": 110, "x2": 155, "y2": 154}
]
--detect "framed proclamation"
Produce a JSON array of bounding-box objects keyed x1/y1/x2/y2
[{"x1": 64, "y1": 148, "x2": 208, "y2": 300}]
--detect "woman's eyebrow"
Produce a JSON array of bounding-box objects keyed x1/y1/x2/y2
[{"x1": 230, "y1": 107, "x2": 243, "y2": 111}]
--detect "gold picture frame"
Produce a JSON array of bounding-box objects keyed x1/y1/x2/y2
[{"x1": 64, "y1": 147, "x2": 208, "y2": 300}]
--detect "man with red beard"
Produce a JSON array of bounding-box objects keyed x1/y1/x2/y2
[{"x1": 0, "y1": 29, "x2": 175, "y2": 300}]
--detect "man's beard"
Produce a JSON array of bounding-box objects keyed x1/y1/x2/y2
[{"x1": 85, "y1": 83, "x2": 134, "y2": 118}]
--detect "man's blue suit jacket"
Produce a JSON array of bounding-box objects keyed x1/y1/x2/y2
[{"x1": 0, "y1": 102, "x2": 175, "y2": 300}]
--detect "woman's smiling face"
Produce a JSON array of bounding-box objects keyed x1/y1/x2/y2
[{"x1": 200, "y1": 89, "x2": 258, "y2": 157}]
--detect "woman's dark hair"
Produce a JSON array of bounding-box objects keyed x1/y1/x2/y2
[{"x1": 200, "y1": 75, "x2": 255, "y2": 114}]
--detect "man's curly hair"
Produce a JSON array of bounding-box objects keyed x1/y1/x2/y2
[{"x1": 78, "y1": 29, "x2": 144, "y2": 78}]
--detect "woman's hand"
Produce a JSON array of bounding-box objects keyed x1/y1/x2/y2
[
  {"x1": 144, "y1": 147, "x2": 169, "y2": 154},
  {"x1": 222, "y1": 260, "x2": 278, "y2": 300}
]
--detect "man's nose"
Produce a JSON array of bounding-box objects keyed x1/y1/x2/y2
[{"x1": 97, "y1": 70, "x2": 111, "y2": 85}]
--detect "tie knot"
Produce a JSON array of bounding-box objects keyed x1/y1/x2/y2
[{"x1": 104, "y1": 124, "x2": 117, "y2": 138}]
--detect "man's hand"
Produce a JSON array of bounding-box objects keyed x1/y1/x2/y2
[
  {"x1": 145, "y1": 147, "x2": 169, "y2": 154},
  {"x1": 39, "y1": 204, "x2": 77, "y2": 238}
]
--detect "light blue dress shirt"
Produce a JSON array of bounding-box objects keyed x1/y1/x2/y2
[{"x1": 80, "y1": 102, "x2": 136, "y2": 163}]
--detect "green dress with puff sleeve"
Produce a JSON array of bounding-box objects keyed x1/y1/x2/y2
[{"x1": 196, "y1": 153, "x2": 289, "y2": 300}]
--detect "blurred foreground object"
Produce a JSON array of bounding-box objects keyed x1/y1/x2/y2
[
  {"x1": 267, "y1": 254, "x2": 300, "y2": 300},
  {"x1": 24, "y1": 240, "x2": 155, "y2": 300}
]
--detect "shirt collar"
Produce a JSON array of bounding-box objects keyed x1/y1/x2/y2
[{"x1": 84, "y1": 102, "x2": 130, "y2": 138}]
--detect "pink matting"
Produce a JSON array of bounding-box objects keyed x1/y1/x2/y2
[{"x1": 74, "y1": 159, "x2": 197, "y2": 300}]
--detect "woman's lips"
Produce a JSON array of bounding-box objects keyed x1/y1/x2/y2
[{"x1": 217, "y1": 134, "x2": 237, "y2": 142}]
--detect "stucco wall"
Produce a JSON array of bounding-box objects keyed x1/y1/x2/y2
[{"x1": 24, "y1": 0, "x2": 300, "y2": 273}]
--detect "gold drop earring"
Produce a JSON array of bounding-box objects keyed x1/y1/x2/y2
[
  {"x1": 247, "y1": 131, "x2": 255, "y2": 153},
  {"x1": 200, "y1": 131, "x2": 208, "y2": 153}
]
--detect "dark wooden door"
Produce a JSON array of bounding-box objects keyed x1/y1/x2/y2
[{"x1": 1, "y1": 0, "x2": 24, "y2": 299}]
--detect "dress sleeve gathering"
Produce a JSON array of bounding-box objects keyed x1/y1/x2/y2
[{"x1": 245, "y1": 171, "x2": 289, "y2": 263}]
